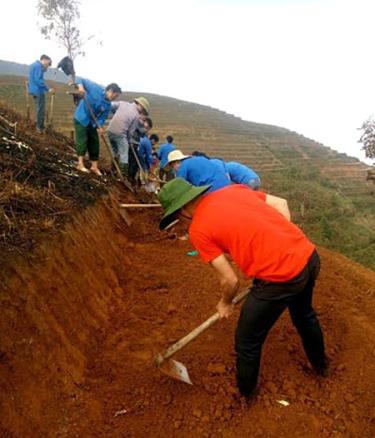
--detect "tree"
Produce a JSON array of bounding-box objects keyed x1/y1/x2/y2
[
  {"x1": 37, "y1": 0, "x2": 91, "y2": 60},
  {"x1": 359, "y1": 118, "x2": 375, "y2": 161}
]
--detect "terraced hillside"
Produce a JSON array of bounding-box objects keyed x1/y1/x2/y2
[{"x1": 0, "y1": 74, "x2": 374, "y2": 270}]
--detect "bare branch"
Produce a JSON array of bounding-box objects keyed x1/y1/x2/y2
[{"x1": 37, "y1": 0, "x2": 89, "y2": 60}]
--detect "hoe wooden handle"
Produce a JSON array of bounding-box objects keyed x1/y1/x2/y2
[
  {"x1": 71, "y1": 92, "x2": 133, "y2": 192},
  {"x1": 119, "y1": 203, "x2": 161, "y2": 208},
  {"x1": 156, "y1": 288, "x2": 249, "y2": 364}
]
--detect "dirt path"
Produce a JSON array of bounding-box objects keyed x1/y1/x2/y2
[{"x1": 63, "y1": 213, "x2": 375, "y2": 438}]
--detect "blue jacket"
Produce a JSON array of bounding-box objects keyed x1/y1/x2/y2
[
  {"x1": 139, "y1": 136, "x2": 153, "y2": 170},
  {"x1": 177, "y1": 156, "x2": 230, "y2": 193},
  {"x1": 225, "y1": 161, "x2": 260, "y2": 185},
  {"x1": 158, "y1": 143, "x2": 176, "y2": 169},
  {"x1": 74, "y1": 79, "x2": 111, "y2": 127},
  {"x1": 28, "y1": 60, "x2": 49, "y2": 96}
]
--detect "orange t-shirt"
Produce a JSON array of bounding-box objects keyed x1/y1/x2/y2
[{"x1": 189, "y1": 185, "x2": 315, "y2": 282}]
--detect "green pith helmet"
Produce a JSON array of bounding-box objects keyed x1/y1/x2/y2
[
  {"x1": 134, "y1": 96, "x2": 150, "y2": 115},
  {"x1": 158, "y1": 178, "x2": 211, "y2": 230}
]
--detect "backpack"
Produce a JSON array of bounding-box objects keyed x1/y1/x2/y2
[
  {"x1": 57, "y1": 56, "x2": 75, "y2": 77},
  {"x1": 57, "y1": 56, "x2": 81, "y2": 106}
]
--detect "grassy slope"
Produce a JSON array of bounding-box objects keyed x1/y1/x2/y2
[{"x1": 0, "y1": 74, "x2": 374, "y2": 270}]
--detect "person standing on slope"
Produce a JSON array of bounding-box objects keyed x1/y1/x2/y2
[{"x1": 28, "y1": 54, "x2": 55, "y2": 134}]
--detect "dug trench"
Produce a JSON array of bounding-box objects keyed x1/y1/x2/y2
[{"x1": 1, "y1": 190, "x2": 375, "y2": 438}]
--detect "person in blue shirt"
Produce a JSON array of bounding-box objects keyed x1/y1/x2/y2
[
  {"x1": 74, "y1": 79, "x2": 121, "y2": 175},
  {"x1": 192, "y1": 151, "x2": 228, "y2": 175},
  {"x1": 28, "y1": 54, "x2": 55, "y2": 133},
  {"x1": 138, "y1": 117, "x2": 155, "y2": 172},
  {"x1": 225, "y1": 161, "x2": 261, "y2": 190},
  {"x1": 150, "y1": 133, "x2": 160, "y2": 167},
  {"x1": 158, "y1": 135, "x2": 176, "y2": 181},
  {"x1": 167, "y1": 150, "x2": 230, "y2": 193},
  {"x1": 192, "y1": 151, "x2": 260, "y2": 190}
]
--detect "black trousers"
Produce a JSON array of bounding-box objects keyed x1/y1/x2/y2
[
  {"x1": 235, "y1": 250, "x2": 326, "y2": 397},
  {"x1": 128, "y1": 144, "x2": 140, "y2": 182}
]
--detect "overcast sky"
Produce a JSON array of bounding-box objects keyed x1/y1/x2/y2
[{"x1": 1, "y1": 0, "x2": 375, "y2": 164}]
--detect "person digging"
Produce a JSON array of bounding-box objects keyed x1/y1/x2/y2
[
  {"x1": 73, "y1": 79, "x2": 122, "y2": 175},
  {"x1": 107, "y1": 97, "x2": 151, "y2": 180},
  {"x1": 158, "y1": 178, "x2": 328, "y2": 399}
]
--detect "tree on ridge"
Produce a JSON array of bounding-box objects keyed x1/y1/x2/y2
[
  {"x1": 359, "y1": 118, "x2": 375, "y2": 181},
  {"x1": 37, "y1": 0, "x2": 95, "y2": 60}
]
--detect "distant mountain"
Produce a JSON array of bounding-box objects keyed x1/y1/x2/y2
[{"x1": 0, "y1": 59, "x2": 69, "y2": 83}]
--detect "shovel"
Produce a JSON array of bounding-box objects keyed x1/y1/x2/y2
[{"x1": 154, "y1": 288, "x2": 249, "y2": 384}]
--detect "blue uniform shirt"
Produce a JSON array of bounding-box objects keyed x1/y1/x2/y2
[
  {"x1": 225, "y1": 161, "x2": 260, "y2": 185},
  {"x1": 210, "y1": 158, "x2": 228, "y2": 174},
  {"x1": 28, "y1": 60, "x2": 49, "y2": 96},
  {"x1": 74, "y1": 79, "x2": 111, "y2": 127},
  {"x1": 158, "y1": 143, "x2": 176, "y2": 169},
  {"x1": 139, "y1": 136, "x2": 153, "y2": 170},
  {"x1": 177, "y1": 156, "x2": 230, "y2": 193}
]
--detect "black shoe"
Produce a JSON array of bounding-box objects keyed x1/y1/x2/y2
[{"x1": 313, "y1": 357, "x2": 330, "y2": 377}]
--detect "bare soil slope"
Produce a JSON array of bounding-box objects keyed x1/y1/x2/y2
[
  {"x1": 1, "y1": 201, "x2": 374, "y2": 437},
  {"x1": 0, "y1": 90, "x2": 374, "y2": 438}
]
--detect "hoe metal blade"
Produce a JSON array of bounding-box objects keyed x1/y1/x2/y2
[
  {"x1": 154, "y1": 289, "x2": 250, "y2": 385},
  {"x1": 157, "y1": 357, "x2": 193, "y2": 385}
]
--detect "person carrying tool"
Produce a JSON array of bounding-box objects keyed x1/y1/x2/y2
[
  {"x1": 157, "y1": 178, "x2": 328, "y2": 400},
  {"x1": 128, "y1": 108, "x2": 151, "y2": 184},
  {"x1": 74, "y1": 79, "x2": 122, "y2": 175},
  {"x1": 28, "y1": 54, "x2": 55, "y2": 134},
  {"x1": 167, "y1": 150, "x2": 230, "y2": 193},
  {"x1": 107, "y1": 97, "x2": 150, "y2": 178}
]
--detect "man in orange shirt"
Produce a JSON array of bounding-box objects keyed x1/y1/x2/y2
[{"x1": 158, "y1": 178, "x2": 327, "y2": 399}]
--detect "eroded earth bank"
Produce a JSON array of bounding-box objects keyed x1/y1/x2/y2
[{"x1": 1, "y1": 194, "x2": 375, "y2": 438}]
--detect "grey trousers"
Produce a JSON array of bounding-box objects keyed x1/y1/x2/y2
[
  {"x1": 107, "y1": 131, "x2": 129, "y2": 164},
  {"x1": 33, "y1": 94, "x2": 46, "y2": 130}
]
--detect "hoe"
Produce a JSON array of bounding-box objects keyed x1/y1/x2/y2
[{"x1": 154, "y1": 289, "x2": 249, "y2": 384}]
